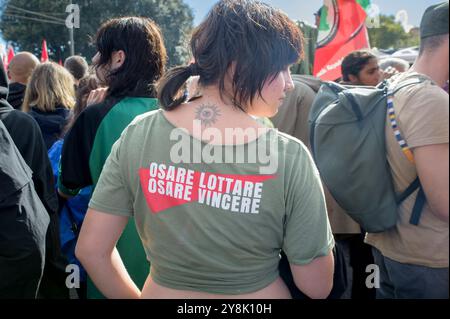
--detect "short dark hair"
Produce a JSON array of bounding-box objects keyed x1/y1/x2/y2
[
  {"x1": 64, "y1": 55, "x2": 89, "y2": 81},
  {"x1": 419, "y1": 34, "x2": 448, "y2": 56},
  {"x1": 341, "y1": 50, "x2": 377, "y2": 82},
  {"x1": 157, "y1": 0, "x2": 303, "y2": 111},
  {"x1": 94, "y1": 17, "x2": 167, "y2": 98}
]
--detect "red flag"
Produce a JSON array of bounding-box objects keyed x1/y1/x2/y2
[
  {"x1": 41, "y1": 39, "x2": 49, "y2": 62},
  {"x1": 7, "y1": 46, "x2": 15, "y2": 63},
  {"x1": 3, "y1": 46, "x2": 15, "y2": 69},
  {"x1": 2, "y1": 50, "x2": 7, "y2": 69},
  {"x1": 313, "y1": 0, "x2": 370, "y2": 81}
]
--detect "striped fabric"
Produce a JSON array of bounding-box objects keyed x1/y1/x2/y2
[{"x1": 387, "y1": 93, "x2": 415, "y2": 164}]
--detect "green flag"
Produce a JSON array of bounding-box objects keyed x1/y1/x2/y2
[{"x1": 356, "y1": 0, "x2": 371, "y2": 11}]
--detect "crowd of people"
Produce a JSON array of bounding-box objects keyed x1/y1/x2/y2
[{"x1": 0, "y1": 0, "x2": 448, "y2": 300}]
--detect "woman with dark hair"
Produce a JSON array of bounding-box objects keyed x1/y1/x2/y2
[
  {"x1": 58, "y1": 16, "x2": 167, "y2": 298},
  {"x1": 76, "y1": 0, "x2": 334, "y2": 299}
]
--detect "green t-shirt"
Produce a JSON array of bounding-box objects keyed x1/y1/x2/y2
[{"x1": 89, "y1": 109, "x2": 334, "y2": 295}]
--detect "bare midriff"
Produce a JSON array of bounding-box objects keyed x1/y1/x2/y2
[{"x1": 140, "y1": 275, "x2": 293, "y2": 299}]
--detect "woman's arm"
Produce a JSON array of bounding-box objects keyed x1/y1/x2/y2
[
  {"x1": 290, "y1": 251, "x2": 334, "y2": 299},
  {"x1": 75, "y1": 209, "x2": 141, "y2": 299}
]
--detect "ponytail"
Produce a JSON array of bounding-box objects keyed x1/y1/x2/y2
[{"x1": 157, "y1": 64, "x2": 199, "y2": 111}]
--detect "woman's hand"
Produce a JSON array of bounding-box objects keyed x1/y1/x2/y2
[
  {"x1": 381, "y1": 66, "x2": 400, "y2": 81},
  {"x1": 87, "y1": 87, "x2": 109, "y2": 106}
]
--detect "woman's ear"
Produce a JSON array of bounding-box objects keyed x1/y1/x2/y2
[{"x1": 111, "y1": 50, "x2": 126, "y2": 70}]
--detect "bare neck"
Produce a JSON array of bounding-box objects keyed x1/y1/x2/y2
[
  {"x1": 9, "y1": 77, "x2": 27, "y2": 86},
  {"x1": 188, "y1": 85, "x2": 257, "y2": 126},
  {"x1": 163, "y1": 85, "x2": 265, "y2": 144},
  {"x1": 412, "y1": 53, "x2": 449, "y2": 87}
]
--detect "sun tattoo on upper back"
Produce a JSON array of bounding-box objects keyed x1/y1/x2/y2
[{"x1": 195, "y1": 104, "x2": 222, "y2": 127}]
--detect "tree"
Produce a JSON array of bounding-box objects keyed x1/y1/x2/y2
[
  {"x1": 0, "y1": 0, "x2": 194, "y2": 66},
  {"x1": 368, "y1": 14, "x2": 419, "y2": 49}
]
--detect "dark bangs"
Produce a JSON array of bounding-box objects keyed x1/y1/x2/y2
[{"x1": 193, "y1": 0, "x2": 303, "y2": 108}]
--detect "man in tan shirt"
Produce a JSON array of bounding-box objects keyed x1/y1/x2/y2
[{"x1": 366, "y1": 2, "x2": 449, "y2": 299}]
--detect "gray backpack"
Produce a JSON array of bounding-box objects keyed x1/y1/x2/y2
[{"x1": 309, "y1": 79, "x2": 426, "y2": 233}]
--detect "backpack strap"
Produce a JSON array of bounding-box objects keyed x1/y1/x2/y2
[
  {"x1": 397, "y1": 177, "x2": 427, "y2": 225},
  {"x1": 342, "y1": 91, "x2": 363, "y2": 121},
  {"x1": 387, "y1": 94, "x2": 415, "y2": 163},
  {"x1": 397, "y1": 177, "x2": 421, "y2": 204},
  {"x1": 396, "y1": 178, "x2": 427, "y2": 226},
  {"x1": 410, "y1": 187, "x2": 427, "y2": 226},
  {"x1": 388, "y1": 77, "x2": 428, "y2": 226},
  {"x1": 391, "y1": 77, "x2": 427, "y2": 95},
  {"x1": 386, "y1": 77, "x2": 425, "y2": 164}
]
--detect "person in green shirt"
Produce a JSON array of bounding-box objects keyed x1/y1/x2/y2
[
  {"x1": 76, "y1": 0, "x2": 335, "y2": 299},
  {"x1": 58, "y1": 16, "x2": 167, "y2": 298}
]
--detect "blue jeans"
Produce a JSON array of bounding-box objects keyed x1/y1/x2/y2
[{"x1": 372, "y1": 248, "x2": 449, "y2": 299}]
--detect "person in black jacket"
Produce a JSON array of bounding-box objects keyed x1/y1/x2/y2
[
  {"x1": 1, "y1": 56, "x2": 57, "y2": 218},
  {"x1": 0, "y1": 118, "x2": 50, "y2": 299},
  {"x1": 1, "y1": 59, "x2": 69, "y2": 299}
]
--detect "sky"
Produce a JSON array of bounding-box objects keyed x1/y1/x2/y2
[{"x1": 184, "y1": 0, "x2": 440, "y2": 26}]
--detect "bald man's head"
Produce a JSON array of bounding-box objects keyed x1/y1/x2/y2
[{"x1": 7, "y1": 52, "x2": 40, "y2": 85}]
